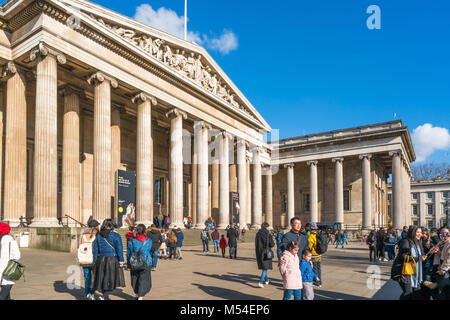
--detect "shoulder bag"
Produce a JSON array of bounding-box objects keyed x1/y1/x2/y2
[
  {"x1": 263, "y1": 233, "x2": 274, "y2": 260},
  {"x1": 1, "y1": 239, "x2": 25, "y2": 282}
]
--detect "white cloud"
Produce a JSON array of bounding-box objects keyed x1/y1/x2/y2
[
  {"x1": 134, "y1": 4, "x2": 237, "y2": 54},
  {"x1": 207, "y1": 30, "x2": 238, "y2": 55},
  {"x1": 411, "y1": 123, "x2": 450, "y2": 162}
]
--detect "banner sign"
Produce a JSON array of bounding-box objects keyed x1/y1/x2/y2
[
  {"x1": 116, "y1": 170, "x2": 136, "y2": 229},
  {"x1": 230, "y1": 192, "x2": 239, "y2": 227}
]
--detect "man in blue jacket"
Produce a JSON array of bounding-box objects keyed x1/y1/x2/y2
[
  {"x1": 175, "y1": 228, "x2": 184, "y2": 260},
  {"x1": 279, "y1": 217, "x2": 308, "y2": 263}
]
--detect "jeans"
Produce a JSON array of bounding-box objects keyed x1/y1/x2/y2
[
  {"x1": 229, "y1": 246, "x2": 237, "y2": 259},
  {"x1": 202, "y1": 240, "x2": 209, "y2": 252},
  {"x1": 369, "y1": 246, "x2": 377, "y2": 261},
  {"x1": 0, "y1": 285, "x2": 13, "y2": 300},
  {"x1": 336, "y1": 240, "x2": 344, "y2": 248},
  {"x1": 169, "y1": 246, "x2": 176, "y2": 258},
  {"x1": 221, "y1": 247, "x2": 226, "y2": 257},
  {"x1": 312, "y1": 260, "x2": 322, "y2": 286},
  {"x1": 259, "y1": 269, "x2": 269, "y2": 284},
  {"x1": 83, "y1": 267, "x2": 95, "y2": 296},
  {"x1": 283, "y1": 289, "x2": 301, "y2": 300},
  {"x1": 386, "y1": 244, "x2": 395, "y2": 261},
  {"x1": 213, "y1": 240, "x2": 219, "y2": 251},
  {"x1": 158, "y1": 220, "x2": 163, "y2": 228},
  {"x1": 150, "y1": 250, "x2": 158, "y2": 268},
  {"x1": 176, "y1": 247, "x2": 183, "y2": 259}
]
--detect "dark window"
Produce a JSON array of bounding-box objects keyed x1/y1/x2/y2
[
  {"x1": 443, "y1": 191, "x2": 449, "y2": 199},
  {"x1": 154, "y1": 177, "x2": 165, "y2": 205},
  {"x1": 344, "y1": 190, "x2": 350, "y2": 211},
  {"x1": 427, "y1": 192, "x2": 433, "y2": 199},
  {"x1": 412, "y1": 205, "x2": 418, "y2": 216},
  {"x1": 281, "y1": 194, "x2": 287, "y2": 213},
  {"x1": 303, "y1": 193, "x2": 310, "y2": 212},
  {"x1": 427, "y1": 204, "x2": 433, "y2": 216},
  {"x1": 427, "y1": 220, "x2": 434, "y2": 229},
  {"x1": 412, "y1": 193, "x2": 418, "y2": 200}
]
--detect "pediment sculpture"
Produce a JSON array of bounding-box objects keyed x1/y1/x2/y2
[{"x1": 89, "y1": 14, "x2": 254, "y2": 120}]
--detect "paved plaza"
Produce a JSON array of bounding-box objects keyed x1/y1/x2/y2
[{"x1": 12, "y1": 240, "x2": 402, "y2": 300}]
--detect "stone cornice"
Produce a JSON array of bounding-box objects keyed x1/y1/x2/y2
[
  {"x1": 87, "y1": 71, "x2": 118, "y2": 88},
  {"x1": 131, "y1": 92, "x2": 157, "y2": 106},
  {"x1": 30, "y1": 42, "x2": 67, "y2": 64},
  {"x1": 165, "y1": 107, "x2": 187, "y2": 120}
]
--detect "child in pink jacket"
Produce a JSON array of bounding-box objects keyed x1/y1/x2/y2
[{"x1": 279, "y1": 241, "x2": 303, "y2": 300}]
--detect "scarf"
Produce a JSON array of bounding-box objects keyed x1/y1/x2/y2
[{"x1": 135, "y1": 234, "x2": 148, "y2": 242}]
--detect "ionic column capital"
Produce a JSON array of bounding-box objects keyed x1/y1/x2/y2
[
  {"x1": 307, "y1": 160, "x2": 318, "y2": 166},
  {"x1": 193, "y1": 120, "x2": 212, "y2": 130},
  {"x1": 132, "y1": 92, "x2": 157, "y2": 106},
  {"x1": 165, "y1": 107, "x2": 187, "y2": 120},
  {"x1": 358, "y1": 154, "x2": 372, "y2": 160},
  {"x1": 87, "y1": 71, "x2": 118, "y2": 88},
  {"x1": 1, "y1": 61, "x2": 33, "y2": 80},
  {"x1": 30, "y1": 42, "x2": 66, "y2": 65},
  {"x1": 389, "y1": 150, "x2": 402, "y2": 158},
  {"x1": 251, "y1": 145, "x2": 262, "y2": 155},
  {"x1": 58, "y1": 84, "x2": 83, "y2": 97},
  {"x1": 283, "y1": 163, "x2": 295, "y2": 169},
  {"x1": 332, "y1": 157, "x2": 344, "y2": 163}
]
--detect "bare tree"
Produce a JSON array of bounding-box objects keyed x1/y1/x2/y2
[{"x1": 411, "y1": 162, "x2": 450, "y2": 181}]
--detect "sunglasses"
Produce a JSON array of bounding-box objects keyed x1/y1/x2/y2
[{"x1": 440, "y1": 232, "x2": 450, "y2": 238}]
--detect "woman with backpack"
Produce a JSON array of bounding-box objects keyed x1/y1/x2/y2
[
  {"x1": 201, "y1": 228, "x2": 211, "y2": 253},
  {"x1": 255, "y1": 222, "x2": 275, "y2": 288},
  {"x1": 78, "y1": 219, "x2": 100, "y2": 300},
  {"x1": 167, "y1": 229, "x2": 178, "y2": 259},
  {"x1": 0, "y1": 223, "x2": 21, "y2": 300},
  {"x1": 127, "y1": 224, "x2": 152, "y2": 300},
  {"x1": 391, "y1": 225, "x2": 427, "y2": 300},
  {"x1": 91, "y1": 219, "x2": 125, "y2": 300}
]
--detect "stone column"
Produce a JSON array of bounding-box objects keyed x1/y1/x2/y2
[
  {"x1": 191, "y1": 139, "x2": 197, "y2": 226},
  {"x1": 264, "y1": 166, "x2": 273, "y2": 227},
  {"x1": 332, "y1": 157, "x2": 344, "y2": 224},
  {"x1": 251, "y1": 147, "x2": 262, "y2": 229},
  {"x1": 30, "y1": 43, "x2": 66, "y2": 226},
  {"x1": 87, "y1": 71, "x2": 118, "y2": 223},
  {"x1": 247, "y1": 157, "x2": 252, "y2": 225},
  {"x1": 2, "y1": 62, "x2": 28, "y2": 224},
  {"x1": 194, "y1": 121, "x2": 210, "y2": 228},
  {"x1": 111, "y1": 107, "x2": 121, "y2": 197},
  {"x1": 307, "y1": 160, "x2": 319, "y2": 223},
  {"x1": 60, "y1": 85, "x2": 82, "y2": 225},
  {"x1": 237, "y1": 138, "x2": 248, "y2": 229},
  {"x1": 134, "y1": 93, "x2": 157, "y2": 226},
  {"x1": 212, "y1": 155, "x2": 219, "y2": 221},
  {"x1": 166, "y1": 108, "x2": 187, "y2": 228},
  {"x1": 391, "y1": 151, "x2": 402, "y2": 229},
  {"x1": 359, "y1": 154, "x2": 372, "y2": 229},
  {"x1": 284, "y1": 163, "x2": 295, "y2": 222},
  {"x1": 218, "y1": 132, "x2": 230, "y2": 229}
]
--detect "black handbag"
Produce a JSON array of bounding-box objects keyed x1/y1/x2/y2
[
  {"x1": 263, "y1": 233, "x2": 274, "y2": 260},
  {"x1": 129, "y1": 240, "x2": 148, "y2": 271}
]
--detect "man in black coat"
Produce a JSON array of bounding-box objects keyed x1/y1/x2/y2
[
  {"x1": 279, "y1": 217, "x2": 308, "y2": 263},
  {"x1": 147, "y1": 224, "x2": 163, "y2": 271},
  {"x1": 227, "y1": 225, "x2": 239, "y2": 259},
  {"x1": 255, "y1": 222, "x2": 275, "y2": 287}
]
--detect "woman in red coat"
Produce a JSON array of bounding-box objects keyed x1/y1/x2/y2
[{"x1": 219, "y1": 235, "x2": 227, "y2": 258}]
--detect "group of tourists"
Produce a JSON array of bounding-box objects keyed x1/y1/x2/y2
[
  {"x1": 200, "y1": 224, "x2": 239, "y2": 259},
  {"x1": 256, "y1": 218, "x2": 329, "y2": 300},
  {"x1": 77, "y1": 218, "x2": 185, "y2": 300},
  {"x1": 366, "y1": 227, "x2": 399, "y2": 262},
  {"x1": 388, "y1": 225, "x2": 450, "y2": 300}
]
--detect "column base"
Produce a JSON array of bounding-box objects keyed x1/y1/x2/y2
[
  {"x1": 194, "y1": 224, "x2": 206, "y2": 230},
  {"x1": 2, "y1": 219, "x2": 21, "y2": 227},
  {"x1": 169, "y1": 223, "x2": 185, "y2": 230},
  {"x1": 135, "y1": 221, "x2": 154, "y2": 228},
  {"x1": 217, "y1": 224, "x2": 229, "y2": 230},
  {"x1": 30, "y1": 218, "x2": 61, "y2": 227},
  {"x1": 250, "y1": 224, "x2": 261, "y2": 230}
]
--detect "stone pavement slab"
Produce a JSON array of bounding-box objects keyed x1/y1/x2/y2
[{"x1": 11, "y1": 241, "x2": 402, "y2": 300}]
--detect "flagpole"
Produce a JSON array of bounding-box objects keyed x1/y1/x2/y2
[{"x1": 184, "y1": 0, "x2": 187, "y2": 41}]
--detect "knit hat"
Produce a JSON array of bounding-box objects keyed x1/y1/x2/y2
[{"x1": 0, "y1": 223, "x2": 11, "y2": 235}]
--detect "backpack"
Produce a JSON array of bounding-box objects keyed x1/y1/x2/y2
[
  {"x1": 201, "y1": 230, "x2": 208, "y2": 240},
  {"x1": 129, "y1": 240, "x2": 148, "y2": 271},
  {"x1": 315, "y1": 232, "x2": 329, "y2": 255},
  {"x1": 77, "y1": 235, "x2": 95, "y2": 265}
]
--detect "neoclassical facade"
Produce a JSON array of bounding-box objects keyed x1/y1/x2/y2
[{"x1": 0, "y1": 0, "x2": 416, "y2": 230}]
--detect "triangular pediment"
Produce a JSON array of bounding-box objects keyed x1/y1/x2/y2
[{"x1": 45, "y1": 0, "x2": 272, "y2": 131}]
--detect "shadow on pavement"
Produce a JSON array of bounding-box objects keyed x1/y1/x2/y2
[
  {"x1": 371, "y1": 279, "x2": 402, "y2": 300},
  {"x1": 314, "y1": 289, "x2": 369, "y2": 300},
  {"x1": 53, "y1": 281, "x2": 135, "y2": 300},
  {"x1": 193, "y1": 272, "x2": 283, "y2": 288},
  {"x1": 192, "y1": 283, "x2": 266, "y2": 300},
  {"x1": 194, "y1": 253, "x2": 257, "y2": 262}
]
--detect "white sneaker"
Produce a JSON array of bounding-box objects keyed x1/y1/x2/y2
[
  {"x1": 86, "y1": 294, "x2": 95, "y2": 300},
  {"x1": 383, "y1": 258, "x2": 388, "y2": 262},
  {"x1": 258, "y1": 283, "x2": 264, "y2": 288},
  {"x1": 97, "y1": 295, "x2": 105, "y2": 300},
  {"x1": 264, "y1": 280, "x2": 270, "y2": 285}
]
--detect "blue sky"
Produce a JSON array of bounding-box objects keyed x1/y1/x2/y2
[{"x1": 4, "y1": 0, "x2": 450, "y2": 163}]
